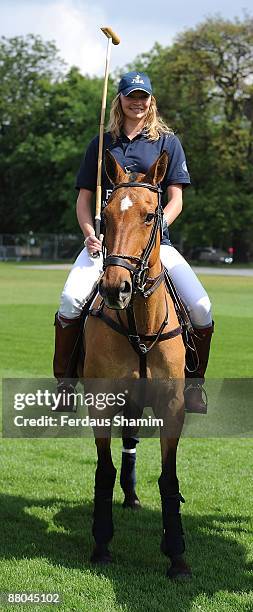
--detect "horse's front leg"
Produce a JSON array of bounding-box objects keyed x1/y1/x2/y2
[
  {"x1": 159, "y1": 436, "x2": 192, "y2": 579},
  {"x1": 120, "y1": 395, "x2": 144, "y2": 509},
  {"x1": 91, "y1": 437, "x2": 117, "y2": 564}
]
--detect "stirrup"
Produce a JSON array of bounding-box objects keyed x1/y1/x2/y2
[{"x1": 184, "y1": 383, "x2": 208, "y2": 414}]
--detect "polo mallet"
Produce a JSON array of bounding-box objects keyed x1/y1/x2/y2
[{"x1": 92, "y1": 27, "x2": 120, "y2": 257}]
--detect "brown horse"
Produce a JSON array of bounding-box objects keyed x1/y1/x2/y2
[{"x1": 84, "y1": 150, "x2": 191, "y2": 578}]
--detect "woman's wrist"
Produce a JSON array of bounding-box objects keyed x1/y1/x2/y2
[
  {"x1": 83, "y1": 229, "x2": 95, "y2": 245},
  {"x1": 84, "y1": 233, "x2": 102, "y2": 253}
]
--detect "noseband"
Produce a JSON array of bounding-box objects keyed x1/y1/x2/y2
[{"x1": 102, "y1": 181, "x2": 164, "y2": 296}]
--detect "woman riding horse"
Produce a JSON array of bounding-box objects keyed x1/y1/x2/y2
[
  {"x1": 53, "y1": 70, "x2": 214, "y2": 508},
  {"x1": 84, "y1": 151, "x2": 190, "y2": 578},
  {"x1": 85, "y1": 148, "x2": 191, "y2": 577}
]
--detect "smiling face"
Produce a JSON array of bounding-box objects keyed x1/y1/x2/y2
[{"x1": 120, "y1": 91, "x2": 151, "y2": 122}]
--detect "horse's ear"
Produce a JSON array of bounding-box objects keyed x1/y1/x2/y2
[
  {"x1": 143, "y1": 151, "x2": 169, "y2": 185},
  {"x1": 105, "y1": 150, "x2": 126, "y2": 185}
]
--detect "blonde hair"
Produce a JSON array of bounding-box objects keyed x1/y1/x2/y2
[{"x1": 107, "y1": 94, "x2": 173, "y2": 141}]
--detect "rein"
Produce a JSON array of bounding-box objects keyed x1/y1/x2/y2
[{"x1": 90, "y1": 180, "x2": 182, "y2": 377}]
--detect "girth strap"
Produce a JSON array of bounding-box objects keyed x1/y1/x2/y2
[{"x1": 139, "y1": 353, "x2": 147, "y2": 379}]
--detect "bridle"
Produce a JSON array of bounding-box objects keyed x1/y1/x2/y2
[
  {"x1": 89, "y1": 181, "x2": 198, "y2": 378},
  {"x1": 102, "y1": 181, "x2": 164, "y2": 297},
  {"x1": 90, "y1": 179, "x2": 196, "y2": 377},
  {"x1": 89, "y1": 180, "x2": 181, "y2": 375}
]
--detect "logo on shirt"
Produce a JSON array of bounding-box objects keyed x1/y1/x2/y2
[
  {"x1": 102, "y1": 189, "x2": 113, "y2": 208},
  {"x1": 182, "y1": 161, "x2": 188, "y2": 173},
  {"x1": 131, "y1": 74, "x2": 144, "y2": 84}
]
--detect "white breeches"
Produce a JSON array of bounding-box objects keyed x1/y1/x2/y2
[{"x1": 59, "y1": 245, "x2": 212, "y2": 328}]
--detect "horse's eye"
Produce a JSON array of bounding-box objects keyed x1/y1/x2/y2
[{"x1": 145, "y1": 213, "x2": 155, "y2": 224}]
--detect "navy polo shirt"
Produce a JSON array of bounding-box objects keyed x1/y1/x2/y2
[{"x1": 76, "y1": 131, "x2": 190, "y2": 245}]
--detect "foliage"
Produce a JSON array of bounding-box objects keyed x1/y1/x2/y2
[
  {"x1": 0, "y1": 18, "x2": 253, "y2": 259},
  {"x1": 0, "y1": 36, "x2": 115, "y2": 233},
  {"x1": 125, "y1": 16, "x2": 253, "y2": 260}
]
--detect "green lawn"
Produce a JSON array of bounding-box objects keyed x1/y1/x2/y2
[{"x1": 0, "y1": 264, "x2": 252, "y2": 612}]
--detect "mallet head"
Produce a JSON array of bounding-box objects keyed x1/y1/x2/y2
[{"x1": 101, "y1": 27, "x2": 120, "y2": 45}]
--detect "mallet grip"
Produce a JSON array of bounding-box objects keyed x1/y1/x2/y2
[{"x1": 101, "y1": 27, "x2": 120, "y2": 45}]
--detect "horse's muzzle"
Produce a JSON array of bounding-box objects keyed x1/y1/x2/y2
[{"x1": 99, "y1": 278, "x2": 132, "y2": 309}]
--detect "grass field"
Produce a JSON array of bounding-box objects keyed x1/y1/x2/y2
[{"x1": 0, "y1": 263, "x2": 252, "y2": 612}]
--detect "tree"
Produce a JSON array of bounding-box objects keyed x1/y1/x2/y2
[
  {"x1": 125, "y1": 16, "x2": 253, "y2": 260},
  {"x1": 0, "y1": 35, "x2": 65, "y2": 231},
  {"x1": 0, "y1": 35, "x2": 116, "y2": 233},
  {"x1": 1, "y1": 21, "x2": 253, "y2": 261}
]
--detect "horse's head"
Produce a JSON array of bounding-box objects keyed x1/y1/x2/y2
[{"x1": 99, "y1": 149, "x2": 169, "y2": 309}]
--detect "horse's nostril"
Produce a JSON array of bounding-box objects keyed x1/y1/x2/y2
[
  {"x1": 99, "y1": 279, "x2": 132, "y2": 306},
  {"x1": 120, "y1": 281, "x2": 131, "y2": 295}
]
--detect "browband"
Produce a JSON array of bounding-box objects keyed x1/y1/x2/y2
[{"x1": 111, "y1": 182, "x2": 163, "y2": 194}]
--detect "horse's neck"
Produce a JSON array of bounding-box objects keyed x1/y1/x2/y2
[{"x1": 134, "y1": 260, "x2": 167, "y2": 334}]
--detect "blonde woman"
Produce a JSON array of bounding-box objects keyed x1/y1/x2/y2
[{"x1": 53, "y1": 72, "x2": 213, "y2": 502}]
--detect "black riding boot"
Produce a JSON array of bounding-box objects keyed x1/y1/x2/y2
[
  {"x1": 53, "y1": 312, "x2": 83, "y2": 411},
  {"x1": 185, "y1": 321, "x2": 214, "y2": 413}
]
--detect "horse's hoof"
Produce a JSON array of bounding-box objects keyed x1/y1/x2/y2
[
  {"x1": 90, "y1": 546, "x2": 112, "y2": 564},
  {"x1": 122, "y1": 493, "x2": 141, "y2": 510},
  {"x1": 166, "y1": 556, "x2": 192, "y2": 580}
]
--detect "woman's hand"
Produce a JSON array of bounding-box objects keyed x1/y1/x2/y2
[{"x1": 84, "y1": 234, "x2": 103, "y2": 255}]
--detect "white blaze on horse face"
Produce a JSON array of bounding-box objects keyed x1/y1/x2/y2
[{"x1": 120, "y1": 195, "x2": 133, "y2": 212}]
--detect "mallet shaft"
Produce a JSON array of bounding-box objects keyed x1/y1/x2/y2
[
  {"x1": 95, "y1": 36, "x2": 112, "y2": 233},
  {"x1": 91, "y1": 26, "x2": 120, "y2": 258}
]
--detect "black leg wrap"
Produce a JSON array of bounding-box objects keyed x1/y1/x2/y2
[
  {"x1": 158, "y1": 474, "x2": 185, "y2": 558},
  {"x1": 92, "y1": 465, "x2": 117, "y2": 547},
  {"x1": 122, "y1": 437, "x2": 139, "y2": 449},
  {"x1": 120, "y1": 453, "x2": 136, "y2": 493},
  {"x1": 120, "y1": 438, "x2": 138, "y2": 494}
]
